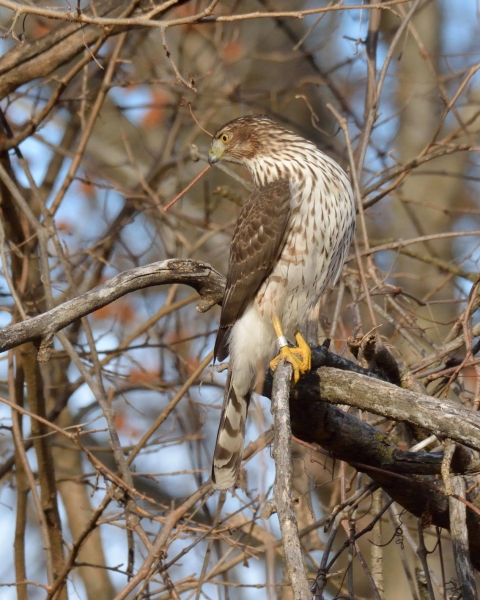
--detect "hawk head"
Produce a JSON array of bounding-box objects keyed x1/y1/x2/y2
[{"x1": 208, "y1": 115, "x2": 278, "y2": 167}]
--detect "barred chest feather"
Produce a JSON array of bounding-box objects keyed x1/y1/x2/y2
[
  {"x1": 250, "y1": 148, "x2": 355, "y2": 337},
  {"x1": 228, "y1": 147, "x2": 355, "y2": 395}
]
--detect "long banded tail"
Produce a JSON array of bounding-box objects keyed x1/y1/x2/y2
[{"x1": 212, "y1": 371, "x2": 251, "y2": 490}]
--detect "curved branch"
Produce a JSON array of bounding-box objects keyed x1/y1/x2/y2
[{"x1": 0, "y1": 259, "x2": 225, "y2": 354}]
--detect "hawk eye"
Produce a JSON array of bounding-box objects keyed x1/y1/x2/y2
[{"x1": 220, "y1": 133, "x2": 230, "y2": 144}]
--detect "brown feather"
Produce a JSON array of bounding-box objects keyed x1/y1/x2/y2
[
  {"x1": 214, "y1": 179, "x2": 292, "y2": 361},
  {"x1": 212, "y1": 370, "x2": 252, "y2": 489},
  {"x1": 210, "y1": 115, "x2": 355, "y2": 490}
]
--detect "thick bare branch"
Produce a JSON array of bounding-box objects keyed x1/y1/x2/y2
[
  {"x1": 0, "y1": 259, "x2": 224, "y2": 354},
  {"x1": 0, "y1": 0, "x2": 133, "y2": 100},
  {"x1": 264, "y1": 359, "x2": 480, "y2": 571},
  {"x1": 318, "y1": 367, "x2": 480, "y2": 454}
]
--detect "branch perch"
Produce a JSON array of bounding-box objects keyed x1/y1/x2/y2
[
  {"x1": 271, "y1": 361, "x2": 311, "y2": 599},
  {"x1": 263, "y1": 357, "x2": 480, "y2": 571},
  {"x1": 0, "y1": 259, "x2": 225, "y2": 354},
  {"x1": 317, "y1": 367, "x2": 480, "y2": 454}
]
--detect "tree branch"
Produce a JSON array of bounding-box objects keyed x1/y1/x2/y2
[
  {"x1": 318, "y1": 366, "x2": 480, "y2": 454},
  {"x1": 449, "y1": 476, "x2": 478, "y2": 599},
  {"x1": 271, "y1": 361, "x2": 311, "y2": 599},
  {"x1": 261, "y1": 351, "x2": 480, "y2": 571},
  {"x1": 0, "y1": 259, "x2": 225, "y2": 354}
]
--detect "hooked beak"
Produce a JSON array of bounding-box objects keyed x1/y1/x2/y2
[{"x1": 208, "y1": 149, "x2": 219, "y2": 166}]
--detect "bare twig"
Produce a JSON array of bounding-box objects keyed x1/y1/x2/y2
[
  {"x1": 163, "y1": 165, "x2": 211, "y2": 211},
  {"x1": 0, "y1": 0, "x2": 416, "y2": 29}
]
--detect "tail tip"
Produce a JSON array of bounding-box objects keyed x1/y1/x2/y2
[{"x1": 212, "y1": 468, "x2": 236, "y2": 491}]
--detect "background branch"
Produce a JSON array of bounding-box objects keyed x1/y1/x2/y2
[
  {"x1": 0, "y1": 259, "x2": 224, "y2": 354},
  {"x1": 449, "y1": 476, "x2": 478, "y2": 600},
  {"x1": 1, "y1": 1, "x2": 480, "y2": 596}
]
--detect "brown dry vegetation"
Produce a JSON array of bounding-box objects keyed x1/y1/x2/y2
[{"x1": 0, "y1": 1, "x2": 480, "y2": 599}]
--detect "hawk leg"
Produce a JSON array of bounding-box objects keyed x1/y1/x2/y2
[{"x1": 269, "y1": 314, "x2": 312, "y2": 385}]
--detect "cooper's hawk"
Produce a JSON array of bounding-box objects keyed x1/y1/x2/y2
[{"x1": 208, "y1": 115, "x2": 355, "y2": 490}]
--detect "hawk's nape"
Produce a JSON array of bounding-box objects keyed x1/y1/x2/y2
[{"x1": 209, "y1": 115, "x2": 356, "y2": 490}]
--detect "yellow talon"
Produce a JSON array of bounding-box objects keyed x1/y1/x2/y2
[
  {"x1": 269, "y1": 331, "x2": 312, "y2": 386},
  {"x1": 292, "y1": 331, "x2": 312, "y2": 372}
]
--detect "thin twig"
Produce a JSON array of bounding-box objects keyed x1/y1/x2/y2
[{"x1": 163, "y1": 165, "x2": 211, "y2": 211}]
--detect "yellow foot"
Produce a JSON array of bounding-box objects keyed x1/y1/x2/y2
[{"x1": 269, "y1": 332, "x2": 312, "y2": 385}]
